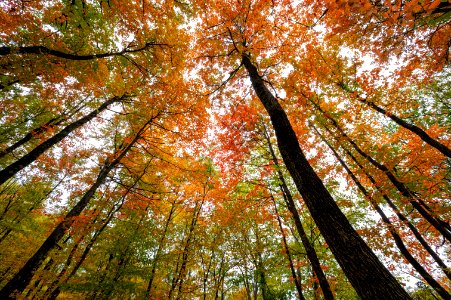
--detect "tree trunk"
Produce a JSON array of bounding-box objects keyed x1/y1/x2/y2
[
  {"x1": 146, "y1": 201, "x2": 176, "y2": 298},
  {"x1": 0, "y1": 95, "x2": 128, "y2": 186},
  {"x1": 242, "y1": 54, "x2": 411, "y2": 300},
  {"x1": 325, "y1": 125, "x2": 451, "y2": 282},
  {"x1": 314, "y1": 102, "x2": 451, "y2": 242},
  {"x1": 338, "y1": 82, "x2": 451, "y2": 158},
  {"x1": 313, "y1": 124, "x2": 451, "y2": 300},
  {"x1": 0, "y1": 117, "x2": 154, "y2": 298},
  {"x1": 271, "y1": 195, "x2": 306, "y2": 300},
  {"x1": 262, "y1": 123, "x2": 334, "y2": 300}
]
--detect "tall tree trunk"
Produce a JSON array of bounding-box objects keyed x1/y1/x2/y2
[
  {"x1": 312, "y1": 124, "x2": 451, "y2": 300},
  {"x1": 146, "y1": 201, "x2": 176, "y2": 298},
  {"x1": 45, "y1": 164, "x2": 150, "y2": 299},
  {"x1": 314, "y1": 101, "x2": 451, "y2": 242},
  {"x1": 262, "y1": 123, "x2": 334, "y2": 300},
  {"x1": 0, "y1": 117, "x2": 155, "y2": 298},
  {"x1": 323, "y1": 124, "x2": 451, "y2": 282},
  {"x1": 242, "y1": 54, "x2": 411, "y2": 300},
  {"x1": 337, "y1": 82, "x2": 451, "y2": 158},
  {"x1": 271, "y1": 195, "x2": 306, "y2": 300},
  {"x1": 0, "y1": 95, "x2": 128, "y2": 186},
  {"x1": 174, "y1": 196, "x2": 205, "y2": 300}
]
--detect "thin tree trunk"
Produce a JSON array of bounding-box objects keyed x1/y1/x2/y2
[
  {"x1": 0, "y1": 116, "x2": 61, "y2": 160},
  {"x1": 146, "y1": 201, "x2": 177, "y2": 298},
  {"x1": 174, "y1": 196, "x2": 205, "y2": 300},
  {"x1": 100, "y1": 210, "x2": 148, "y2": 300},
  {"x1": 0, "y1": 95, "x2": 128, "y2": 186},
  {"x1": 271, "y1": 195, "x2": 306, "y2": 300},
  {"x1": 262, "y1": 123, "x2": 334, "y2": 300},
  {"x1": 0, "y1": 117, "x2": 155, "y2": 298},
  {"x1": 326, "y1": 128, "x2": 451, "y2": 282},
  {"x1": 314, "y1": 101, "x2": 451, "y2": 242},
  {"x1": 0, "y1": 42, "x2": 166, "y2": 60},
  {"x1": 312, "y1": 124, "x2": 451, "y2": 300},
  {"x1": 0, "y1": 99, "x2": 87, "y2": 160},
  {"x1": 242, "y1": 54, "x2": 411, "y2": 300},
  {"x1": 45, "y1": 165, "x2": 150, "y2": 299},
  {"x1": 338, "y1": 83, "x2": 451, "y2": 158}
]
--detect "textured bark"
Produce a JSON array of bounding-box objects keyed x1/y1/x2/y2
[
  {"x1": 242, "y1": 54, "x2": 411, "y2": 300},
  {"x1": 262, "y1": 124, "x2": 334, "y2": 300},
  {"x1": 0, "y1": 118, "x2": 153, "y2": 298},
  {"x1": 0, "y1": 95, "x2": 128, "y2": 186},
  {"x1": 313, "y1": 124, "x2": 451, "y2": 300}
]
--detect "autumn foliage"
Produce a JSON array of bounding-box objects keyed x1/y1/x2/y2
[{"x1": 0, "y1": 0, "x2": 450, "y2": 299}]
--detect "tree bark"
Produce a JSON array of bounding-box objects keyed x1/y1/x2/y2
[
  {"x1": 242, "y1": 54, "x2": 411, "y2": 300},
  {"x1": 0, "y1": 117, "x2": 154, "y2": 298},
  {"x1": 0, "y1": 95, "x2": 128, "y2": 186}
]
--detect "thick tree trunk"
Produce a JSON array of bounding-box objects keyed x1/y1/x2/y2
[
  {"x1": 242, "y1": 54, "x2": 411, "y2": 300},
  {"x1": 0, "y1": 95, "x2": 128, "y2": 186},
  {"x1": 313, "y1": 124, "x2": 451, "y2": 299},
  {"x1": 262, "y1": 124, "x2": 334, "y2": 300},
  {"x1": 0, "y1": 118, "x2": 153, "y2": 298}
]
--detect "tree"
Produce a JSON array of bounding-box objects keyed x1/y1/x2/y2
[{"x1": 1, "y1": 0, "x2": 450, "y2": 299}]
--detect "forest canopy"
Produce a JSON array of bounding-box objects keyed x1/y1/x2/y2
[{"x1": 0, "y1": 0, "x2": 450, "y2": 299}]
